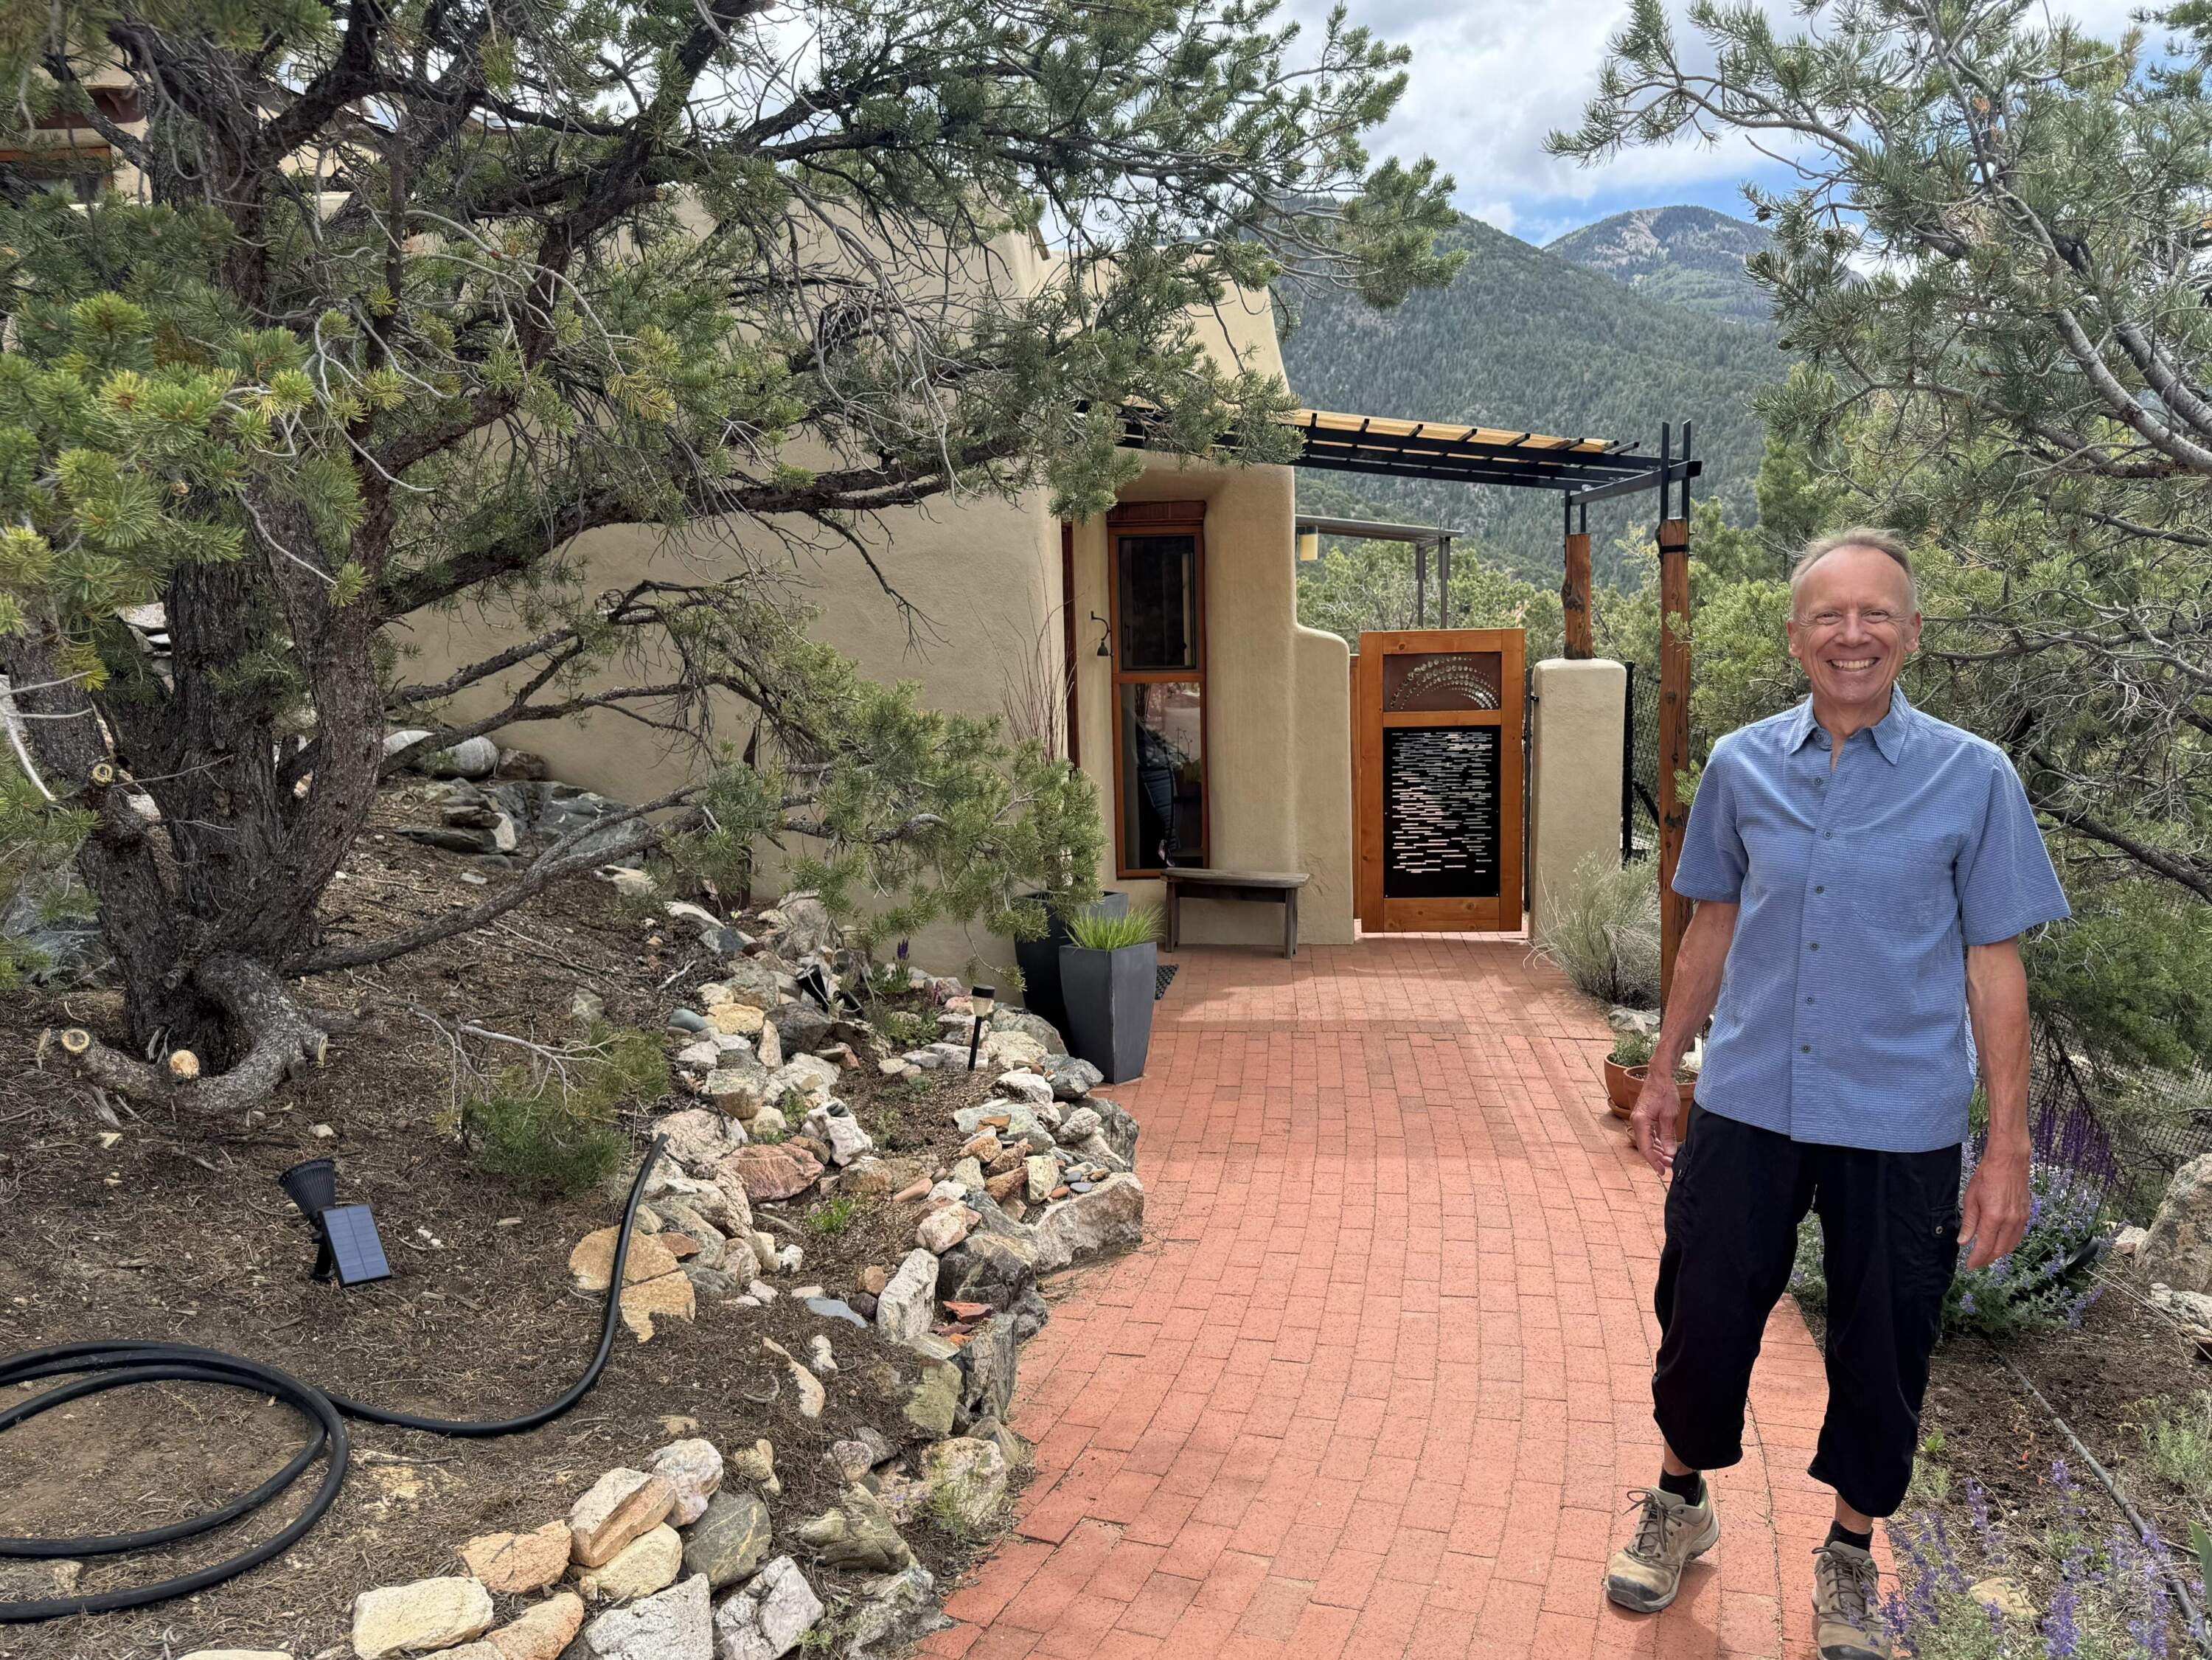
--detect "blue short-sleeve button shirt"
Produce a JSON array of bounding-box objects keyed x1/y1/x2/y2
[{"x1": 1671, "y1": 686, "x2": 2070, "y2": 1153}]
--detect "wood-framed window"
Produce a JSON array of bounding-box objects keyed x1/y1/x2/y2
[{"x1": 1107, "y1": 501, "x2": 1208, "y2": 877}]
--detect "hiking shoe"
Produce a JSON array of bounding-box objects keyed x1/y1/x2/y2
[
  {"x1": 1603, "y1": 1486, "x2": 1719, "y2": 1612},
  {"x1": 1812, "y1": 1541, "x2": 1891, "y2": 1659}
]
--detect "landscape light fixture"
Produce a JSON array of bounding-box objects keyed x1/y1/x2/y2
[
  {"x1": 278, "y1": 1157, "x2": 392, "y2": 1287},
  {"x1": 967, "y1": 984, "x2": 995, "y2": 1071},
  {"x1": 796, "y1": 960, "x2": 835, "y2": 1013}
]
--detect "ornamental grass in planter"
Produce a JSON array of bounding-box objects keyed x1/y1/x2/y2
[
  {"x1": 1014, "y1": 889, "x2": 1126, "y2": 1034},
  {"x1": 1059, "y1": 905, "x2": 1163, "y2": 1085}
]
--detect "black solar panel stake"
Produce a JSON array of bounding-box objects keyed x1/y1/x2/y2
[{"x1": 279, "y1": 1159, "x2": 393, "y2": 1287}]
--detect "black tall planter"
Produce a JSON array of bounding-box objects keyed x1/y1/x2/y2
[
  {"x1": 1059, "y1": 940, "x2": 1157, "y2": 1084},
  {"x1": 1014, "y1": 890, "x2": 1126, "y2": 1033}
]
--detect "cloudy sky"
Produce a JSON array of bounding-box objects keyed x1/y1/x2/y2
[{"x1": 1289, "y1": 0, "x2": 2146, "y2": 246}]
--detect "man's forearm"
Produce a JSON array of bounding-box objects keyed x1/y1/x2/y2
[
  {"x1": 1652, "y1": 901, "x2": 1735, "y2": 1074},
  {"x1": 1965, "y1": 940, "x2": 2034, "y2": 1153}
]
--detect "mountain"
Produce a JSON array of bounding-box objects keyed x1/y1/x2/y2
[
  {"x1": 1545, "y1": 205, "x2": 1773, "y2": 325},
  {"x1": 1276, "y1": 214, "x2": 1784, "y2": 583}
]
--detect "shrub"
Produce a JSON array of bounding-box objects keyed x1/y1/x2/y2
[
  {"x1": 1065, "y1": 904, "x2": 1163, "y2": 951},
  {"x1": 1529, "y1": 851, "x2": 1660, "y2": 1008},
  {"x1": 1945, "y1": 1155, "x2": 2104, "y2": 1340},
  {"x1": 1609, "y1": 1029, "x2": 1656, "y2": 1069},
  {"x1": 2138, "y1": 1392, "x2": 2212, "y2": 1512},
  {"x1": 1788, "y1": 1158, "x2": 2104, "y2": 1341},
  {"x1": 805, "y1": 1195, "x2": 858, "y2": 1236},
  {"x1": 1885, "y1": 1467, "x2": 2200, "y2": 1659},
  {"x1": 462, "y1": 1024, "x2": 664, "y2": 1197},
  {"x1": 879, "y1": 1009, "x2": 934, "y2": 1049}
]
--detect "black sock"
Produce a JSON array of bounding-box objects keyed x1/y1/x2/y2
[
  {"x1": 1658, "y1": 1468, "x2": 1703, "y2": 1504},
  {"x1": 1826, "y1": 1521, "x2": 1873, "y2": 1552}
]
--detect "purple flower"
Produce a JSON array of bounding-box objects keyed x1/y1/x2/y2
[
  {"x1": 2044, "y1": 1582, "x2": 2080, "y2": 1659},
  {"x1": 1965, "y1": 1477, "x2": 2005, "y2": 1564},
  {"x1": 1930, "y1": 1513, "x2": 1970, "y2": 1592}
]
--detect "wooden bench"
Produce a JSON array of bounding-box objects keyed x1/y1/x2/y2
[{"x1": 1161, "y1": 868, "x2": 1311, "y2": 959}]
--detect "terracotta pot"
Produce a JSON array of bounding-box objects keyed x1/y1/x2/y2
[{"x1": 1604, "y1": 1060, "x2": 1697, "y2": 1122}]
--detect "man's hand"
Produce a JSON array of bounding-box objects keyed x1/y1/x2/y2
[
  {"x1": 1959, "y1": 1143, "x2": 2031, "y2": 1271},
  {"x1": 1630, "y1": 1073, "x2": 1681, "y2": 1175}
]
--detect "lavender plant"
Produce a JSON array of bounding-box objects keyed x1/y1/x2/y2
[
  {"x1": 1790, "y1": 1160, "x2": 2104, "y2": 1340},
  {"x1": 1790, "y1": 1099, "x2": 2110, "y2": 1341},
  {"x1": 1885, "y1": 1465, "x2": 2201, "y2": 1659},
  {"x1": 1944, "y1": 1157, "x2": 2107, "y2": 1341}
]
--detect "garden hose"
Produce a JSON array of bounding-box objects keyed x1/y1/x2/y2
[
  {"x1": 0, "y1": 1136, "x2": 669, "y2": 1625},
  {"x1": 1991, "y1": 1341, "x2": 2212, "y2": 1656}
]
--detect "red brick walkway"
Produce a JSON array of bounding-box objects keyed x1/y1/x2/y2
[{"x1": 930, "y1": 935, "x2": 1843, "y2": 1660}]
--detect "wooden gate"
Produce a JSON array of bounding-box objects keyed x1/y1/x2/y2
[{"x1": 1354, "y1": 629, "x2": 1526, "y2": 934}]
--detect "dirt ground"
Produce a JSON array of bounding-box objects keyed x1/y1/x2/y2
[
  {"x1": 1913, "y1": 1272, "x2": 2212, "y2": 1568},
  {"x1": 0, "y1": 802, "x2": 1044, "y2": 1660}
]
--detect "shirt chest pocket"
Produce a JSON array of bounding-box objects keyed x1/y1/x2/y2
[{"x1": 1847, "y1": 833, "x2": 1958, "y2": 933}]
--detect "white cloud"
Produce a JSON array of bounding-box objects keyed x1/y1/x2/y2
[{"x1": 1284, "y1": 0, "x2": 2154, "y2": 235}]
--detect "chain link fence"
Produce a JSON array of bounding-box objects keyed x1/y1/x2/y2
[
  {"x1": 2029, "y1": 1039, "x2": 2211, "y2": 1220},
  {"x1": 1623, "y1": 661, "x2": 1661, "y2": 865}
]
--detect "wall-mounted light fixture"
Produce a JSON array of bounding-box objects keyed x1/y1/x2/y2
[
  {"x1": 1296, "y1": 529, "x2": 1320, "y2": 563},
  {"x1": 1091, "y1": 613, "x2": 1111, "y2": 658},
  {"x1": 967, "y1": 984, "x2": 996, "y2": 1071}
]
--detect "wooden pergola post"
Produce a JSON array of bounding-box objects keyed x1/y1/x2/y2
[
  {"x1": 1655, "y1": 423, "x2": 1694, "y2": 1008},
  {"x1": 1561, "y1": 499, "x2": 1593, "y2": 659}
]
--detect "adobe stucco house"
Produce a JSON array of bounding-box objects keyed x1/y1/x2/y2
[{"x1": 401, "y1": 277, "x2": 1360, "y2": 963}]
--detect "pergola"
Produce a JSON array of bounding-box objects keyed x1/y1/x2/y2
[{"x1": 1278, "y1": 406, "x2": 1705, "y2": 1002}]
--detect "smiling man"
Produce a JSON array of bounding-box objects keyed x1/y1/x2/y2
[{"x1": 1601, "y1": 529, "x2": 2070, "y2": 1659}]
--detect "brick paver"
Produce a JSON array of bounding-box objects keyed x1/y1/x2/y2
[{"x1": 933, "y1": 935, "x2": 1846, "y2": 1660}]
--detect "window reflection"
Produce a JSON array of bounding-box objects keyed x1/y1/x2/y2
[
  {"x1": 1119, "y1": 681, "x2": 1204, "y2": 870},
  {"x1": 1116, "y1": 535, "x2": 1197, "y2": 670}
]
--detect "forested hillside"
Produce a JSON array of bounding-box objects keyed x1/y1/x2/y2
[
  {"x1": 1277, "y1": 214, "x2": 1782, "y2": 583},
  {"x1": 1545, "y1": 205, "x2": 1773, "y2": 323}
]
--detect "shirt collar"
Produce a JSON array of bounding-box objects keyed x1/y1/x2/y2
[{"x1": 1786, "y1": 687, "x2": 1914, "y2": 765}]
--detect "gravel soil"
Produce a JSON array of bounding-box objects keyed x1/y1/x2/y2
[{"x1": 0, "y1": 797, "x2": 1047, "y2": 1660}]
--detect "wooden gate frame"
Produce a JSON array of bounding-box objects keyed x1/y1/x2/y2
[{"x1": 1354, "y1": 628, "x2": 1526, "y2": 935}]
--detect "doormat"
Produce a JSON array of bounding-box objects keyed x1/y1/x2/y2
[{"x1": 1155, "y1": 962, "x2": 1179, "y2": 1001}]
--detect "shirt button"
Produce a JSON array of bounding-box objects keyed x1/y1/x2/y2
[
  {"x1": 1809, "y1": 942, "x2": 1819, "y2": 951},
  {"x1": 1806, "y1": 995, "x2": 1815, "y2": 1004},
  {"x1": 1824, "y1": 830, "x2": 1834, "y2": 838},
  {"x1": 1815, "y1": 884, "x2": 1825, "y2": 893},
  {"x1": 1801, "y1": 1044, "x2": 1812, "y2": 1053}
]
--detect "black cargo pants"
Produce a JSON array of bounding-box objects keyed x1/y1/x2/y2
[{"x1": 1651, "y1": 1103, "x2": 1963, "y2": 1519}]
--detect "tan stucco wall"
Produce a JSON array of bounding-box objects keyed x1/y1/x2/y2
[
  {"x1": 1291, "y1": 625, "x2": 1355, "y2": 942},
  {"x1": 396, "y1": 273, "x2": 1358, "y2": 980},
  {"x1": 1065, "y1": 448, "x2": 1354, "y2": 950},
  {"x1": 397, "y1": 479, "x2": 1062, "y2": 982},
  {"x1": 1528, "y1": 656, "x2": 1627, "y2": 940}
]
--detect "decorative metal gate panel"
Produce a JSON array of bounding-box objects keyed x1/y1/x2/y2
[{"x1": 1354, "y1": 629, "x2": 1526, "y2": 934}]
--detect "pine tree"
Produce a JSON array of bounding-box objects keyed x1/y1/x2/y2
[{"x1": 0, "y1": 0, "x2": 1458, "y2": 1107}]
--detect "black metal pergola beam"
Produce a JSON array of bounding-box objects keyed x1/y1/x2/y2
[
  {"x1": 1564, "y1": 459, "x2": 1700, "y2": 508},
  {"x1": 1285, "y1": 409, "x2": 1701, "y2": 496}
]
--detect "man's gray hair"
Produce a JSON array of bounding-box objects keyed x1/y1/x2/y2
[{"x1": 1790, "y1": 527, "x2": 1919, "y2": 617}]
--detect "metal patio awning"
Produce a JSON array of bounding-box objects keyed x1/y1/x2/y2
[{"x1": 1285, "y1": 407, "x2": 1700, "y2": 497}]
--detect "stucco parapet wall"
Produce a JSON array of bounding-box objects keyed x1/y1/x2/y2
[{"x1": 1528, "y1": 658, "x2": 1629, "y2": 943}]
